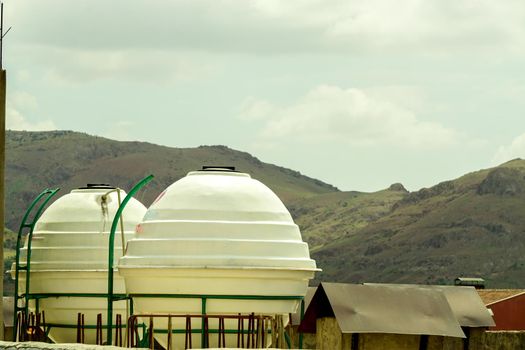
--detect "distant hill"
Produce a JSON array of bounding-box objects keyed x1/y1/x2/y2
[
  {"x1": 5, "y1": 130, "x2": 338, "y2": 230},
  {"x1": 289, "y1": 184, "x2": 408, "y2": 251},
  {"x1": 313, "y1": 159, "x2": 525, "y2": 288},
  {"x1": 5, "y1": 130, "x2": 525, "y2": 291},
  {"x1": 3, "y1": 130, "x2": 340, "y2": 294}
]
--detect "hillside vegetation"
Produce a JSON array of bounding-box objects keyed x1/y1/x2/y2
[
  {"x1": 4, "y1": 130, "x2": 339, "y2": 294},
  {"x1": 5, "y1": 130, "x2": 525, "y2": 291},
  {"x1": 5, "y1": 130, "x2": 337, "y2": 229},
  {"x1": 289, "y1": 184, "x2": 408, "y2": 251},
  {"x1": 313, "y1": 159, "x2": 525, "y2": 288}
]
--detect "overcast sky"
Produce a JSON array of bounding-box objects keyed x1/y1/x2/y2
[{"x1": 5, "y1": 0, "x2": 525, "y2": 191}]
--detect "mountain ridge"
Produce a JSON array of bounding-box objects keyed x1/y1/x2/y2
[
  {"x1": 5, "y1": 129, "x2": 338, "y2": 229},
  {"x1": 312, "y1": 158, "x2": 525, "y2": 288},
  {"x1": 5, "y1": 130, "x2": 525, "y2": 290}
]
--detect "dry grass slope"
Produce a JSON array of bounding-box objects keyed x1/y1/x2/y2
[
  {"x1": 6, "y1": 130, "x2": 525, "y2": 291},
  {"x1": 313, "y1": 159, "x2": 525, "y2": 288},
  {"x1": 5, "y1": 130, "x2": 338, "y2": 229}
]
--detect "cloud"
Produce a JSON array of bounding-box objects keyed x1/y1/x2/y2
[
  {"x1": 237, "y1": 97, "x2": 276, "y2": 121},
  {"x1": 11, "y1": 91, "x2": 38, "y2": 110},
  {"x1": 7, "y1": 107, "x2": 56, "y2": 131},
  {"x1": 494, "y1": 132, "x2": 525, "y2": 164},
  {"x1": 32, "y1": 47, "x2": 215, "y2": 85},
  {"x1": 7, "y1": 0, "x2": 525, "y2": 87},
  {"x1": 239, "y1": 85, "x2": 460, "y2": 149},
  {"x1": 322, "y1": 0, "x2": 525, "y2": 52},
  {"x1": 7, "y1": 0, "x2": 525, "y2": 55},
  {"x1": 7, "y1": 91, "x2": 56, "y2": 131},
  {"x1": 16, "y1": 69, "x2": 32, "y2": 83},
  {"x1": 101, "y1": 121, "x2": 138, "y2": 141}
]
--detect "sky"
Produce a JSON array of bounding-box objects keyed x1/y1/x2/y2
[{"x1": 4, "y1": 0, "x2": 525, "y2": 192}]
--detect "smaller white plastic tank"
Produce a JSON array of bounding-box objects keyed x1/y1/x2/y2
[
  {"x1": 12, "y1": 184, "x2": 147, "y2": 344},
  {"x1": 119, "y1": 167, "x2": 318, "y2": 348}
]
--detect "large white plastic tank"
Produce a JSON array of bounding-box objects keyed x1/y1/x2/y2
[
  {"x1": 12, "y1": 184, "x2": 147, "y2": 344},
  {"x1": 119, "y1": 167, "x2": 318, "y2": 348}
]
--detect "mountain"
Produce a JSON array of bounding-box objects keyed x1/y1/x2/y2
[
  {"x1": 312, "y1": 159, "x2": 525, "y2": 288},
  {"x1": 3, "y1": 130, "x2": 340, "y2": 294},
  {"x1": 5, "y1": 130, "x2": 338, "y2": 230},
  {"x1": 5, "y1": 130, "x2": 525, "y2": 290},
  {"x1": 289, "y1": 184, "x2": 408, "y2": 251}
]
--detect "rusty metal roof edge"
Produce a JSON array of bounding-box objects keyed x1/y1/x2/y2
[{"x1": 485, "y1": 290, "x2": 525, "y2": 306}]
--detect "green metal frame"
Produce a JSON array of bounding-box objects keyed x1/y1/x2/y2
[
  {"x1": 12, "y1": 175, "x2": 154, "y2": 344},
  {"x1": 107, "y1": 174, "x2": 154, "y2": 345},
  {"x1": 299, "y1": 298, "x2": 305, "y2": 348},
  {"x1": 13, "y1": 177, "x2": 308, "y2": 349},
  {"x1": 127, "y1": 293, "x2": 305, "y2": 349},
  {"x1": 13, "y1": 188, "x2": 60, "y2": 339}
]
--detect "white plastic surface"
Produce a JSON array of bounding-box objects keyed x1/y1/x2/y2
[
  {"x1": 13, "y1": 187, "x2": 147, "y2": 344},
  {"x1": 119, "y1": 169, "x2": 318, "y2": 349}
]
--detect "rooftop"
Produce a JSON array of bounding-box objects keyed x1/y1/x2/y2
[
  {"x1": 477, "y1": 289, "x2": 525, "y2": 305},
  {"x1": 299, "y1": 282, "x2": 466, "y2": 338}
]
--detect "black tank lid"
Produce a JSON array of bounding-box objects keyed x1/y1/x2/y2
[
  {"x1": 78, "y1": 183, "x2": 116, "y2": 189},
  {"x1": 200, "y1": 166, "x2": 237, "y2": 172}
]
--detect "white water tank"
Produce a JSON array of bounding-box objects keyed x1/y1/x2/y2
[
  {"x1": 13, "y1": 184, "x2": 147, "y2": 344},
  {"x1": 119, "y1": 167, "x2": 318, "y2": 348}
]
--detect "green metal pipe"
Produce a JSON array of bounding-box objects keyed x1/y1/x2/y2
[
  {"x1": 285, "y1": 331, "x2": 292, "y2": 349},
  {"x1": 107, "y1": 175, "x2": 154, "y2": 345},
  {"x1": 29, "y1": 293, "x2": 129, "y2": 300},
  {"x1": 13, "y1": 183, "x2": 307, "y2": 349},
  {"x1": 129, "y1": 293, "x2": 303, "y2": 300},
  {"x1": 299, "y1": 298, "x2": 305, "y2": 349},
  {"x1": 201, "y1": 297, "x2": 207, "y2": 348},
  {"x1": 13, "y1": 188, "x2": 59, "y2": 339},
  {"x1": 23, "y1": 189, "x2": 59, "y2": 319}
]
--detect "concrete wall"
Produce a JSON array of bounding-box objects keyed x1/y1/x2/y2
[
  {"x1": 316, "y1": 317, "x2": 421, "y2": 350},
  {"x1": 314, "y1": 317, "x2": 525, "y2": 350},
  {"x1": 0, "y1": 341, "x2": 142, "y2": 350},
  {"x1": 469, "y1": 330, "x2": 525, "y2": 350},
  {"x1": 316, "y1": 318, "x2": 342, "y2": 350},
  {"x1": 289, "y1": 326, "x2": 316, "y2": 350},
  {"x1": 427, "y1": 335, "x2": 463, "y2": 350},
  {"x1": 5, "y1": 329, "x2": 525, "y2": 350},
  {"x1": 3, "y1": 329, "x2": 12, "y2": 345},
  {"x1": 356, "y1": 333, "x2": 420, "y2": 350}
]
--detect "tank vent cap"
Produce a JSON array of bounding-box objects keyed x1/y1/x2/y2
[
  {"x1": 79, "y1": 183, "x2": 116, "y2": 189},
  {"x1": 201, "y1": 166, "x2": 237, "y2": 172}
]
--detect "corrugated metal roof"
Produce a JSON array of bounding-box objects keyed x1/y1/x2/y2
[
  {"x1": 300, "y1": 283, "x2": 465, "y2": 338},
  {"x1": 366, "y1": 283, "x2": 495, "y2": 328},
  {"x1": 477, "y1": 289, "x2": 525, "y2": 306}
]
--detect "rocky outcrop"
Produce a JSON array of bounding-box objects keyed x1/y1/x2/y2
[
  {"x1": 477, "y1": 168, "x2": 525, "y2": 196},
  {"x1": 388, "y1": 183, "x2": 408, "y2": 193},
  {"x1": 393, "y1": 180, "x2": 455, "y2": 209}
]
